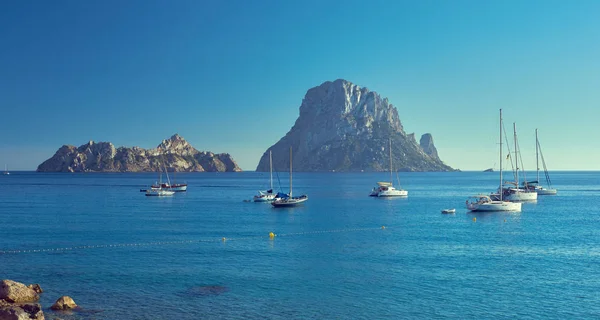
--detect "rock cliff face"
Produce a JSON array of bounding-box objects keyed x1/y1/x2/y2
[
  {"x1": 37, "y1": 134, "x2": 242, "y2": 172},
  {"x1": 256, "y1": 79, "x2": 454, "y2": 172}
]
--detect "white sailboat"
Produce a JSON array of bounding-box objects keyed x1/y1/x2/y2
[
  {"x1": 271, "y1": 147, "x2": 308, "y2": 207},
  {"x1": 467, "y1": 109, "x2": 521, "y2": 212},
  {"x1": 490, "y1": 122, "x2": 537, "y2": 202},
  {"x1": 145, "y1": 164, "x2": 175, "y2": 197},
  {"x1": 523, "y1": 129, "x2": 557, "y2": 195},
  {"x1": 369, "y1": 138, "x2": 408, "y2": 197},
  {"x1": 3, "y1": 164, "x2": 9, "y2": 175},
  {"x1": 254, "y1": 150, "x2": 276, "y2": 202}
]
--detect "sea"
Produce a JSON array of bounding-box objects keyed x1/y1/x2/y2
[{"x1": 1, "y1": 171, "x2": 599, "y2": 319}]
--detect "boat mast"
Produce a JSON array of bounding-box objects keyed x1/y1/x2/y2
[
  {"x1": 269, "y1": 150, "x2": 273, "y2": 190},
  {"x1": 499, "y1": 109, "x2": 503, "y2": 201},
  {"x1": 536, "y1": 128, "x2": 539, "y2": 183},
  {"x1": 389, "y1": 138, "x2": 393, "y2": 185},
  {"x1": 289, "y1": 147, "x2": 293, "y2": 198},
  {"x1": 514, "y1": 122, "x2": 518, "y2": 188}
]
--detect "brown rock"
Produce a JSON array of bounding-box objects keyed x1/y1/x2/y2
[
  {"x1": 0, "y1": 301, "x2": 45, "y2": 320},
  {"x1": 26, "y1": 285, "x2": 42, "y2": 294},
  {"x1": 0, "y1": 280, "x2": 39, "y2": 303},
  {"x1": 50, "y1": 296, "x2": 77, "y2": 310}
]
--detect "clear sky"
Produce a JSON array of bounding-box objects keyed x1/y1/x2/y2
[{"x1": 1, "y1": 0, "x2": 599, "y2": 171}]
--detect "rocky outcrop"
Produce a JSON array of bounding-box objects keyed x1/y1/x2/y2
[
  {"x1": 0, "y1": 280, "x2": 39, "y2": 304},
  {"x1": 256, "y1": 79, "x2": 455, "y2": 172},
  {"x1": 50, "y1": 296, "x2": 77, "y2": 310},
  {"x1": 26, "y1": 285, "x2": 42, "y2": 295},
  {"x1": 37, "y1": 134, "x2": 242, "y2": 173},
  {"x1": 0, "y1": 300, "x2": 45, "y2": 320},
  {"x1": 419, "y1": 133, "x2": 439, "y2": 160},
  {"x1": 0, "y1": 280, "x2": 44, "y2": 320}
]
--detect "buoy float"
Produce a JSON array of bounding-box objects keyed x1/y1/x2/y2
[
  {"x1": 381, "y1": 226, "x2": 386, "y2": 230},
  {"x1": 269, "y1": 232, "x2": 275, "y2": 239},
  {"x1": 222, "y1": 237, "x2": 226, "y2": 242},
  {"x1": 473, "y1": 217, "x2": 477, "y2": 222}
]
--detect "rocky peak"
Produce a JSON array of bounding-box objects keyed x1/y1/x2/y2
[
  {"x1": 256, "y1": 79, "x2": 454, "y2": 172},
  {"x1": 156, "y1": 133, "x2": 198, "y2": 156},
  {"x1": 419, "y1": 133, "x2": 439, "y2": 160}
]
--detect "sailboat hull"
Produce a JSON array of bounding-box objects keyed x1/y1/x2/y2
[
  {"x1": 271, "y1": 196, "x2": 308, "y2": 207},
  {"x1": 377, "y1": 189, "x2": 408, "y2": 197}
]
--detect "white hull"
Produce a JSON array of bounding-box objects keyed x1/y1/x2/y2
[
  {"x1": 377, "y1": 188, "x2": 408, "y2": 197},
  {"x1": 467, "y1": 201, "x2": 522, "y2": 212},
  {"x1": 271, "y1": 195, "x2": 308, "y2": 207},
  {"x1": 253, "y1": 194, "x2": 276, "y2": 202},
  {"x1": 491, "y1": 189, "x2": 537, "y2": 201},
  {"x1": 145, "y1": 189, "x2": 175, "y2": 197}
]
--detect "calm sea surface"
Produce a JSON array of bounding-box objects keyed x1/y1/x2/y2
[{"x1": 1, "y1": 171, "x2": 599, "y2": 319}]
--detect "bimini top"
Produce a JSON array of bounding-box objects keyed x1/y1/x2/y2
[{"x1": 376, "y1": 182, "x2": 393, "y2": 187}]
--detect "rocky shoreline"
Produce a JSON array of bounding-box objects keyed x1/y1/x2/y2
[{"x1": 0, "y1": 279, "x2": 77, "y2": 320}]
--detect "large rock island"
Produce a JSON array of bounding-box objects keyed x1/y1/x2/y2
[
  {"x1": 256, "y1": 79, "x2": 455, "y2": 172},
  {"x1": 37, "y1": 134, "x2": 242, "y2": 172}
]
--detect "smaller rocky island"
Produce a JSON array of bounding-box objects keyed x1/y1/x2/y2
[{"x1": 37, "y1": 134, "x2": 242, "y2": 173}]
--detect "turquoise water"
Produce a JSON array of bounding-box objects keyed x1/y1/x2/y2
[{"x1": 1, "y1": 171, "x2": 599, "y2": 319}]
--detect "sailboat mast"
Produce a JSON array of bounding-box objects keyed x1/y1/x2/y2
[
  {"x1": 514, "y1": 122, "x2": 518, "y2": 187},
  {"x1": 389, "y1": 138, "x2": 393, "y2": 184},
  {"x1": 289, "y1": 147, "x2": 293, "y2": 198},
  {"x1": 536, "y1": 128, "x2": 539, "y2": 183},
  {"x1": 499, "y1": 109, "x2": 503, "y2": 201},
  {"x1": 269, "y1": 150, "x2": 273, "y2": 190}
]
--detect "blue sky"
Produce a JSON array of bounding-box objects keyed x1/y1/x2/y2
[{"x1": 1, "y1": 0, "x2": 599, "y2": 171}]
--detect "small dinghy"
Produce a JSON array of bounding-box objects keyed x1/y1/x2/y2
[{"x1": 441, "y1": 208, "x2": 456, "y2": 214}]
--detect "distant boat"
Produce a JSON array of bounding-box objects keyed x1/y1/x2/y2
[
  {"x1": 3, "y1": 164, "x2": 9, "y2": 175},
  {"x1": 522, "y1": 129, "x2": 557, "y2": 195},
  {"x1": 483, "y1": 168, "x2": 494, "y2": 172},
  {"x1": 441, "y1": 208, "x2": 456, "y2": 214},
  {"x1": 254, "y1": 150, "x2": 276, "y2": 202},
  {"x1": 489, "y1": 122, "x2": 537, "y2": 202},
  {"x1": 467, "y1": 109, "x2": 522, "y2": 212},
  {"x1": 369, "y1": 138, "x2": 408, "y2": 197},
  {"x1": 271, "y1": 147, "x2": 308, "y2": 207},
  {"x1": 143, "y1": 163, "x2": 176, "y2": 196},
  {"x1": 152, "y1": 169, "x2": 187, "y2": 192}
]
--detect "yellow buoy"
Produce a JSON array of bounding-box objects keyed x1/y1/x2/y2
[
  {"x1": 381, "y1": 226, "x2": 386, "y2": 230},
  {"x1": 473, "y1": 217, "x2": 477, "y2": 222},
  {"x1": 222, "y1": 237, "x2": 226, "y2": 242},
  {"x1": 269, "y1": 232, "x2": 275, "y2": 239}
]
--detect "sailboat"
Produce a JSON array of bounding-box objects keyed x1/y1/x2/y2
[
  {"x1": 467, "y1": 109, "x2": 521, "y2": 212},
  {"x1": 152, "y1": 167, "x2": 187, "y2": 192},
  {"x1": 523, "y1": 129, "x2": 557, "y2": 195},
  {"x1": 271, "y1": 147, "x2": 308, "y2": 207},
  {"x1": 145, "y1": 163, "x2": 175, "y2": 197},
  {"x1": 369, "y1": 138, "x2": 408, "y2": 197},
  {"x1": 254, "y1": 150, "x2": 277, "y2": 202},
  {"x1": 490, "y1": 122, "x2": 537, "y2": 202},
  {"x1": 3, "y1": 164, "x2": 9, "y2": 175}
]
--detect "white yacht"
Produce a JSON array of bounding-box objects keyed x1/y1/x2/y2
[
  {"x1": 272, "y1": 147, "x2": 308, "y2": 207},
  {"x1": 370, "y1": 138, "x2": 408, "y2": 197},
  {"x1": 466, "y1": 195, "x2": 521, "y2": 212},
  {"x1": 490, "y1": 122, "x2": 537, "y2": 202},
  {"x1": 467, "y1": 109, "x2": 523, "y2": 212}
]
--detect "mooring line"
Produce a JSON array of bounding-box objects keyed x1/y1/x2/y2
[{"x1": 0, "y1": 226, "x2": 388, "y2": 255}]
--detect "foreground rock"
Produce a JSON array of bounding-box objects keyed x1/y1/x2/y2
[
  {"x1": 37, "y1": 134, "x2": 242, "y2": 173},
  {"x1": 0, "y1": 280, "x2": 39, "y2": 303},
  {"x1": 256, "y1": 79, "x2": 455, "y2": 172},
  {"x1": 0, "y1": 300, "x2": 45, "y2": 320},
  {"x1": 50, "y1": 296, "x2": 77, "y2": 310},
  {"x1": 26, "y1": 285, "x2": 42, "y2": 295}
]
